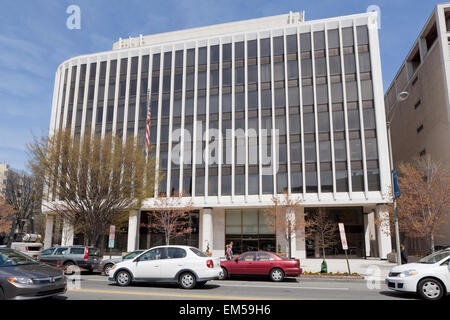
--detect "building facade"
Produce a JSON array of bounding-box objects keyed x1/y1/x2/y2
[
  {"x1": 385, "y1": 3, "x2": 450, "y2": 249},
  {"x1": 44, "y1": 11, "x2": 393, "y2": 259}
]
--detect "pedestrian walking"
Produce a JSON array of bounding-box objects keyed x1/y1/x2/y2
[
  {"x1": 225, "y1": 244, "x2": 232, "y2": 260},
  {"x1": 400, "y1": 244, "x2": 408, "y2": 264}
]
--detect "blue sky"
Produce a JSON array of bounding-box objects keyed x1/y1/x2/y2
[{"x1": 0, "y1": 0, "x2": 445, "y2": 171}]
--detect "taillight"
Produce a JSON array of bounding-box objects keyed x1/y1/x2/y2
[
  {"x1": 84, "y1": 247, "x2": 89, "y2": 260},
  {"x1": 57, "y1": 260, "x2": 60, "y2": 266},
  {"x1": 25, "y1": 246, "x2": 29, "y2": 252},
  {"x1": 206, "y1": 259, "x2": 214, "y2": 268}
]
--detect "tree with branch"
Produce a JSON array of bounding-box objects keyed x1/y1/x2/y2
[
  {"x1": 3, "y1": 169, "x2": 42, "y2": 246},
  {"x1": 27, "y1": 129, "x2": 157, "y2": 247},
  {"x1": 143, "y1": 193, "x2": 193, "y2": 245},
  {"x1": 306, "y1": 210, "x2": 338, "y2": 261},
  {"x1": 394, "y1": 157, "x2": 450, "y2": 253},
  {"x1": 264, "y1": 193, "x2": 306, "y2": 259},
  {"x1": 0, "y1": 196, "x2": 13, "y2": 244}
]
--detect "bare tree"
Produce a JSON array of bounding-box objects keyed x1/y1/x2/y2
[
  {"x1": 306, "y1": 210, "x2": 338, "y2": 260},
  {"x1": 394, "y1": 157, "x2": 450, "y2": 253},
  {"x1": 3, "y1": 169, "x2": 42, "y2": 246},
  {"x1": 0, "y1": 196, "x2": 13, "y2": 243},
  {"x1": 27, "y1": 129, "x2": 157, "y2": 247},
  {"x1": 143, "y1": 193, "x2": 193, "y2": 245},
  {"x1": 264, "y1": 193, "x2": 306, "y2": 259}
]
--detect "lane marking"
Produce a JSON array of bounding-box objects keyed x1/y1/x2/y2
[
  {"x1": 79, "y1": 278, "x2": 349, "y2": 290},
  {"x1": 213, "y1": 283, "x2": 350, "y2": 291},
  {"x1": 68, "y1": 288, "x2": 289, "y2": 300}
]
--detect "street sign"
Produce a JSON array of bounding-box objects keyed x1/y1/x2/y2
[
  {"x1": 338, "y1": 222, "x2": 351, "y2": 274},
  {"x1": 108, "y1": 225, "x2": 115, "y2": 249},
  {"x1": 392, "y1": 169, "x2": 401, "y2": 199},
  {"x1": 338, "y1": 223, "x2": 348, "y2": 250}
]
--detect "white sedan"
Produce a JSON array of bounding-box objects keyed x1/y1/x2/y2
[
  {"x1": 385, "y1": 249, "x2": 450, "y2": 300},
  {"x1": 108, "y1": 245, "x2": 222, "y2": 289}
]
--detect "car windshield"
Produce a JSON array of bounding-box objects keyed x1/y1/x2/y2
[
  {"x1": 418, "y1": 250, "x2": 450, "y2": 264},
  {"x1": 0, "y1": 249, "x2": 39, "y2": 267},
  {"x1": 124, "y1": 251, "x2": 143, "y2": 259}
]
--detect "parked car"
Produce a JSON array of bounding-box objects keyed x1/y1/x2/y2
[
  {"x1": 108, "y1": 245, "x2": 222, "y2": 289},
  {"x1": 0, "y1": 248, "x2": 67, "y2": 300},
  {"x1": 220, "y1": 251, "x2": 302, "y2": 282},
  {"x1": 385, "y1": 249, "x2": 450, "y2": 300},
  {"x1": 10, "y1": 242, "x2": 43, "y2": 260},
  {"x1": 39, "y1": 246, "x2": 102, "y2": 274},
  {"x1": 99, "y1": 250, "x2": 144, "y2": 275}
]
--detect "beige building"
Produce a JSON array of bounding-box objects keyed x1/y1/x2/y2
[
  {"x1": 0, "y1": 163, "x2": 10, "y2": 197},
  {"x1": 385, "y1": 3, "x2": 450, "y2": 249}
]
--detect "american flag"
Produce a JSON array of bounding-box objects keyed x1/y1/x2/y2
[{"x1": 145, "y1": 90, "x2": 151, "y2": 156}]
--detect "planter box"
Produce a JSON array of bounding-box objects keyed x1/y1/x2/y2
[{"x1": 387, "y1": 252, "x2": 397, "y2": 263}]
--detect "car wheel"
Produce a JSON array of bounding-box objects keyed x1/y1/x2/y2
[
  {"x1": 270, "y1": 268, "x2": 285, "y2": 282},
  {"x1": 179, "y1": 272, "x2": 197, "y2": 289},
  {"x1": 64, "y1": 261, "x2": 76, "y2": 275},
  {"x1": 219, "y1": 267, "x2": 228, "y2": 280},
  {"x1": 418, "y1": 278, "x2": 444, "y2": 301},
  {"x1": 103, "y1": 264, "x2": 114, "y2": 276},
  {"x1": 115, "y1": 270, "x2": 132, "y2": 287}
]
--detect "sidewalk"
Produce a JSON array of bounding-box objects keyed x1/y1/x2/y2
[{"x1": 301, "y1": 258, "x2": 397, "y2": 278}]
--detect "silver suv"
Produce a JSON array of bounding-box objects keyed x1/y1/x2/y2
[{"x1": 39, "y1": 246, "x2": 102, "y2": 273}]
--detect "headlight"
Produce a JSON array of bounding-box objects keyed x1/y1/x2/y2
[
  {"x1": 399, "y1": 270, "x2": 418, "y2": 278},
  {"x1": 7, "y1": 277, "x2": 34, "y2": 285}
]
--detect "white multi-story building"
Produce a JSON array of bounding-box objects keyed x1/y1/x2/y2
[{"x1": 44, "y1": 11, "x2": 393, "y2": 259}]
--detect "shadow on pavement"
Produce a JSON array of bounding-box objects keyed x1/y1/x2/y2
[
  {"x1": 224, "y1": 276, "x2": 299, "y2": 283},
  {"x1": 378, "y1": 290, "x2": 418, "y2": 300},
  {"x1": 108, "y1": 282, "x2": 221, "y2": 290}
]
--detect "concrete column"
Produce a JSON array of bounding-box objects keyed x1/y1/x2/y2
[
  {"x1": 200, "y1": 208, "x2": 213, "y2": 252},
  {"x1": 375, "y1": 205, "x2": 392, "y2": 259},
  {"x1": 295, "y1": 207, "x2": 306, "y2": 259},
  {"x1": 212, "y1": 208, "x2": 225, "y2": 257},
  {"x1": 61, "y1": 218, "x2": 74, "y2": 246},
  {"x1": 363, "y1": 211, "x2": 371, "y2": 257},
  {"x1": 127, "y1": 210, "x2": 140, "y2": 252},
  {"x1": 43, "y1": 214, "x2": 54, "y2": 249}
]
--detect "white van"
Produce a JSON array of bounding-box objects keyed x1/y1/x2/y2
[{"x1": 10, "y1": 242, "x2": 43, "y2": 260}]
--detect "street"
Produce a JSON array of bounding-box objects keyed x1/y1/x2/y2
[{"x1": 52, "y1": 273, "x2": 420, "y2": 300}]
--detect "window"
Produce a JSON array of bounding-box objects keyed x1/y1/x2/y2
[
  {"x1": 41, "y1": 249, "x2": 54, "y2": 256},
  {"x1": 54, "y1": 248, "x2": 69, "y2": 255},
  {"x1": 167, "y1": 247, "x2": 187, "y2": 259},
  {"x1": 139, "y1": 247, "x2": 168, "y2": 261},
  {"x1": 257, "y1": 252, "x2": 274, "y2": 261},
  {"x1": 190, "y1": 247, "x2": 208, "y2": 257},
  {"x1": 70, "y1": 248, "x2": 85, "y2": 255},
  {"x1": 240, "y1": 252, "x2": 257, "y2": 261}
]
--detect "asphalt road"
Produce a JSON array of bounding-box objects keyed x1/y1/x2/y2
[{"x1": 51, "y1": 272, "x2": 421, "y2": 300}]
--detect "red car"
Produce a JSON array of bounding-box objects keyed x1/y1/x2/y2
[{"x1": 219, "y1": 251, "x2": 302, "y2": 282}]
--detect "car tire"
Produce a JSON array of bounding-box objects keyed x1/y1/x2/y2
[
  {"x1": 270, "y1": 268, "x2": 285, "y2": 282},
  {"x1": 64, "y1": 261, "x2": 76, "y2": 275},
  {"x1": 0, "y1": 287, "x2": 4, "y2": 300},
  {"x1": 219, "y1": 267, "x2": 228, "y2": 280},
  {"x1": 103, "y1": 264, "x2": 114, "y2": 276},
  {"x1": 179, "y1": 272, "x2": 197, "y2": 289},
  {"x1": 115, "y1": 270, "x2": 132, "y2": 287},
  {"x1": 417, "y1": 278, "x2": 445, "y2": 301}
]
